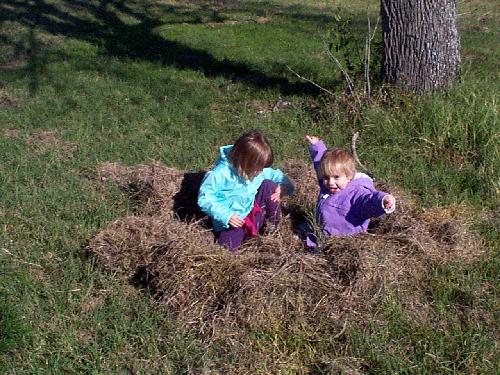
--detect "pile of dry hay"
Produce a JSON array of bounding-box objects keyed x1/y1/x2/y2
[{"x1": 88, "y1": 160, "x2": 485, "y2": 339}]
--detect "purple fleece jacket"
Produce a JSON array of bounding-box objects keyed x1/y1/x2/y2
[{"x1": 309, "y1": 141, "x2": 393, "y2": 240}]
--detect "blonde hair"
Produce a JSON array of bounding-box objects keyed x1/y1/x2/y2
[
  {"x1": 228, "y1": 130, "x2": 274, "y2": 179},
  {"x1": 319, "y1": 148, "x2": 356, "y2": 179}
]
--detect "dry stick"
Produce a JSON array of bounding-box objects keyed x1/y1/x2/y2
[
  {"x1": 364, "y1": 12, "x2": 371, "y2": 99},
  {"x1": 286, "y1": 65, "x2": 335, "y2": 97},
  {"x1": 351, "y1": 132, "x2": 368, "y2": 172},
  {"x1": 322, "y1": 43, "x2": 355, "y2": 93},
  {"x1": 311, "y1": 294, "x2": 328, "y2": 314},
  {"x1": 364, "y1": 14, "x2": 379, "y2": 101},
  {"x1": 333, "y1": 319, "x2": 348, "y2": 339},
  {"x1": 322, "y1": 43, "x2": 363, "y2": 111},
  {"x1": 358, "y1": 10, "x2": 379, "y2": 173},
  {"x1": 288, "y1": 39, "x2": 358, "y2": 106},
  {"x1": 458, "y1": 10, "x2": 491, "y2": 17},
  {"x1": 478, "y1": 11, "x2": 492, "y2": 18}
]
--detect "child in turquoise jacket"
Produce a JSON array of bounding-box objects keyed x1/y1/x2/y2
[{"x1": 198, "y1": 130, "x2": 294, "y2": 251}]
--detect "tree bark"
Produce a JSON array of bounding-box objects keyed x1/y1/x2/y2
[{"x1": 381, "y1": 0, "x2": 460, "y2": 93}]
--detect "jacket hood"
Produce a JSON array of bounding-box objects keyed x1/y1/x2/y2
[
  {"x1": 218, "y1": 145, "x2": 233, "y2": 165},
  {"x1": 348, "y1": 172, "x2": 374, "y2": 189}
]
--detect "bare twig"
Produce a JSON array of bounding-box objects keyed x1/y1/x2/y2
[
  {"x1": 458, "y1": 11, "x2": 492, "y2": 18},
  {"x1": 364, "y1": 13, "x2": 379, "y2": 101},
  {"x1": 286, "y1": 65, "x2": 335, "y2": 96},
  {"x1": 322, "y1": 41, "x2": 364, "y2": 111},
  {"x1": 364, "y1": 12, "x2": 371, "y2": 99},
  {"x1": 351, "y1": 132, "x2": 368, "y2": 171},
  {"x1": 333, "y1": 319, "x2": 348, "y2": 339},
  {"x1": 323, "y1": 42, "x2": 355, "y2": 94}
]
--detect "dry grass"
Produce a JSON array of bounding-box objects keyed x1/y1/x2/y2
[
  {"x1": 2, "y1": 128, "x2": 78, "y2": 160},
  {"x1": 0, "y1": 88, "x2": 20, "y2": 108},
  {"x1": 87, "y1": 160, "x2": 486, "y2": 371},
  {"x1": 26, "y1": 130, "x2": 78, "y2": 159},
  {"x1": 3, "y1": 128, "x2": 22, "y2": 139}
]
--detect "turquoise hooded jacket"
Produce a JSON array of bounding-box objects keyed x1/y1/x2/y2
[{"x1": 198, "y1": 145, "x2": 293, "y2": 232}]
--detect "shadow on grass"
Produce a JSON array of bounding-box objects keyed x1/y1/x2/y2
[
  {"x1": 172, "y1": 171, "x2": 206, "y2": 222},
  {"x1": 27, "y1": 26, "x2": 39, "y2": 96},
  {"x1": 0, "y1": 0, "x2": 349, "y2": 96}
]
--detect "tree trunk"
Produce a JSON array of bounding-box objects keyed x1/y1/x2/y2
[{"x1": 381, "y1": 0, "x2": 460, "y2": 93}]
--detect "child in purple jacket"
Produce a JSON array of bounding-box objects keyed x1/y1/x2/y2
[{"x1": 304, "y1": 135, "x2": 395, "y2": 247}]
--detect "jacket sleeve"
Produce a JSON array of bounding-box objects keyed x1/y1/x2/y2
[
  {"x1": 197, "y1": 170, "x2": 233, "y2": 228},
  {"x1": 309, "y1": 141, "x2": 328, "y2": 182},
  {"x1": 262, "y1": 168, "x2": 295, "y2": 196},
  {"x1": 352, "y1": 190, "x2": 389, "y2": 221}
]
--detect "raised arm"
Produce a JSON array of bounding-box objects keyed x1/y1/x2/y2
[
  {"x1": 262, "y1": 167, "x2": 295, "y2": 196},
  {"x1": 305, "y1": 135, "x2": 328, "y2": 181}
]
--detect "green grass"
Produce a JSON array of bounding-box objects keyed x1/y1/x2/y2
[{"x1": 1, "y1": 0, "x2": 498, "y2": 373}]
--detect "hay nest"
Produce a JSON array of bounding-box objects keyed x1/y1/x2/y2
[{"x1": 87, "y1": 160, "x2": 485, "y2": 339}]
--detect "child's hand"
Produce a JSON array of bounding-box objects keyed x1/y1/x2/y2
[
  {"x1": 383, "y1": 195, "x2": 395, "y2": 210},
  {"x1": 271, "y1": 185, "x2": 282, "y2": 202},
  {"x1": 228, "y1": 214, "x2": 244, "y2": 228},
  {"x1": 305, "y1": 135, "x2": 320, "y2": 145}
]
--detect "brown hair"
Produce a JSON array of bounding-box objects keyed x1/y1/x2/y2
[
  {"x1": 319, "y1": 148, "x2": 356, "y2": 179},
  {"x1": 228, "y1": 130, "x2": 274, "y2": 179}
]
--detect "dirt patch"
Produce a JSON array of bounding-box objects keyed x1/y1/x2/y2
[
  {"x1": 255, "y1": 16, "x2": 270, "y2": 24},
  {"x1": 246, "y1": 99, "x2": 270, "y2": 113},
  {"x1": 246, "y1": 97, "x2": 292, "y2": 114},
  {"x1": 3, "y1": 128, "x2": 22, "y2": 140},
  {"x1": 75, "y1": 330, "x2": 95, "y2": 346},
  {"x1": 206, "y1": 16, "x2": 270, "y2": 27},
  {"x1": 0, "y1": 88, "x2": 20, "y2": 108},
  {"x1": 26, "y1": 130, "x2": 78, "y2": 160}
]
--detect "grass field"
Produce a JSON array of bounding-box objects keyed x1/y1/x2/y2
[{"x1": 1, "y1": 0, "x2": 498, "y2": 373}]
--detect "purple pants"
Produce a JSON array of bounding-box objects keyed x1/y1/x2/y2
[{"x1": 216, "y1": 180, "x2": 280, "y2": 251}]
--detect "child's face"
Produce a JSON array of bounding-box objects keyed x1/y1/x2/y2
[{"x1": 323, "y1": 173, "x2": 351, "y2": 193}]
